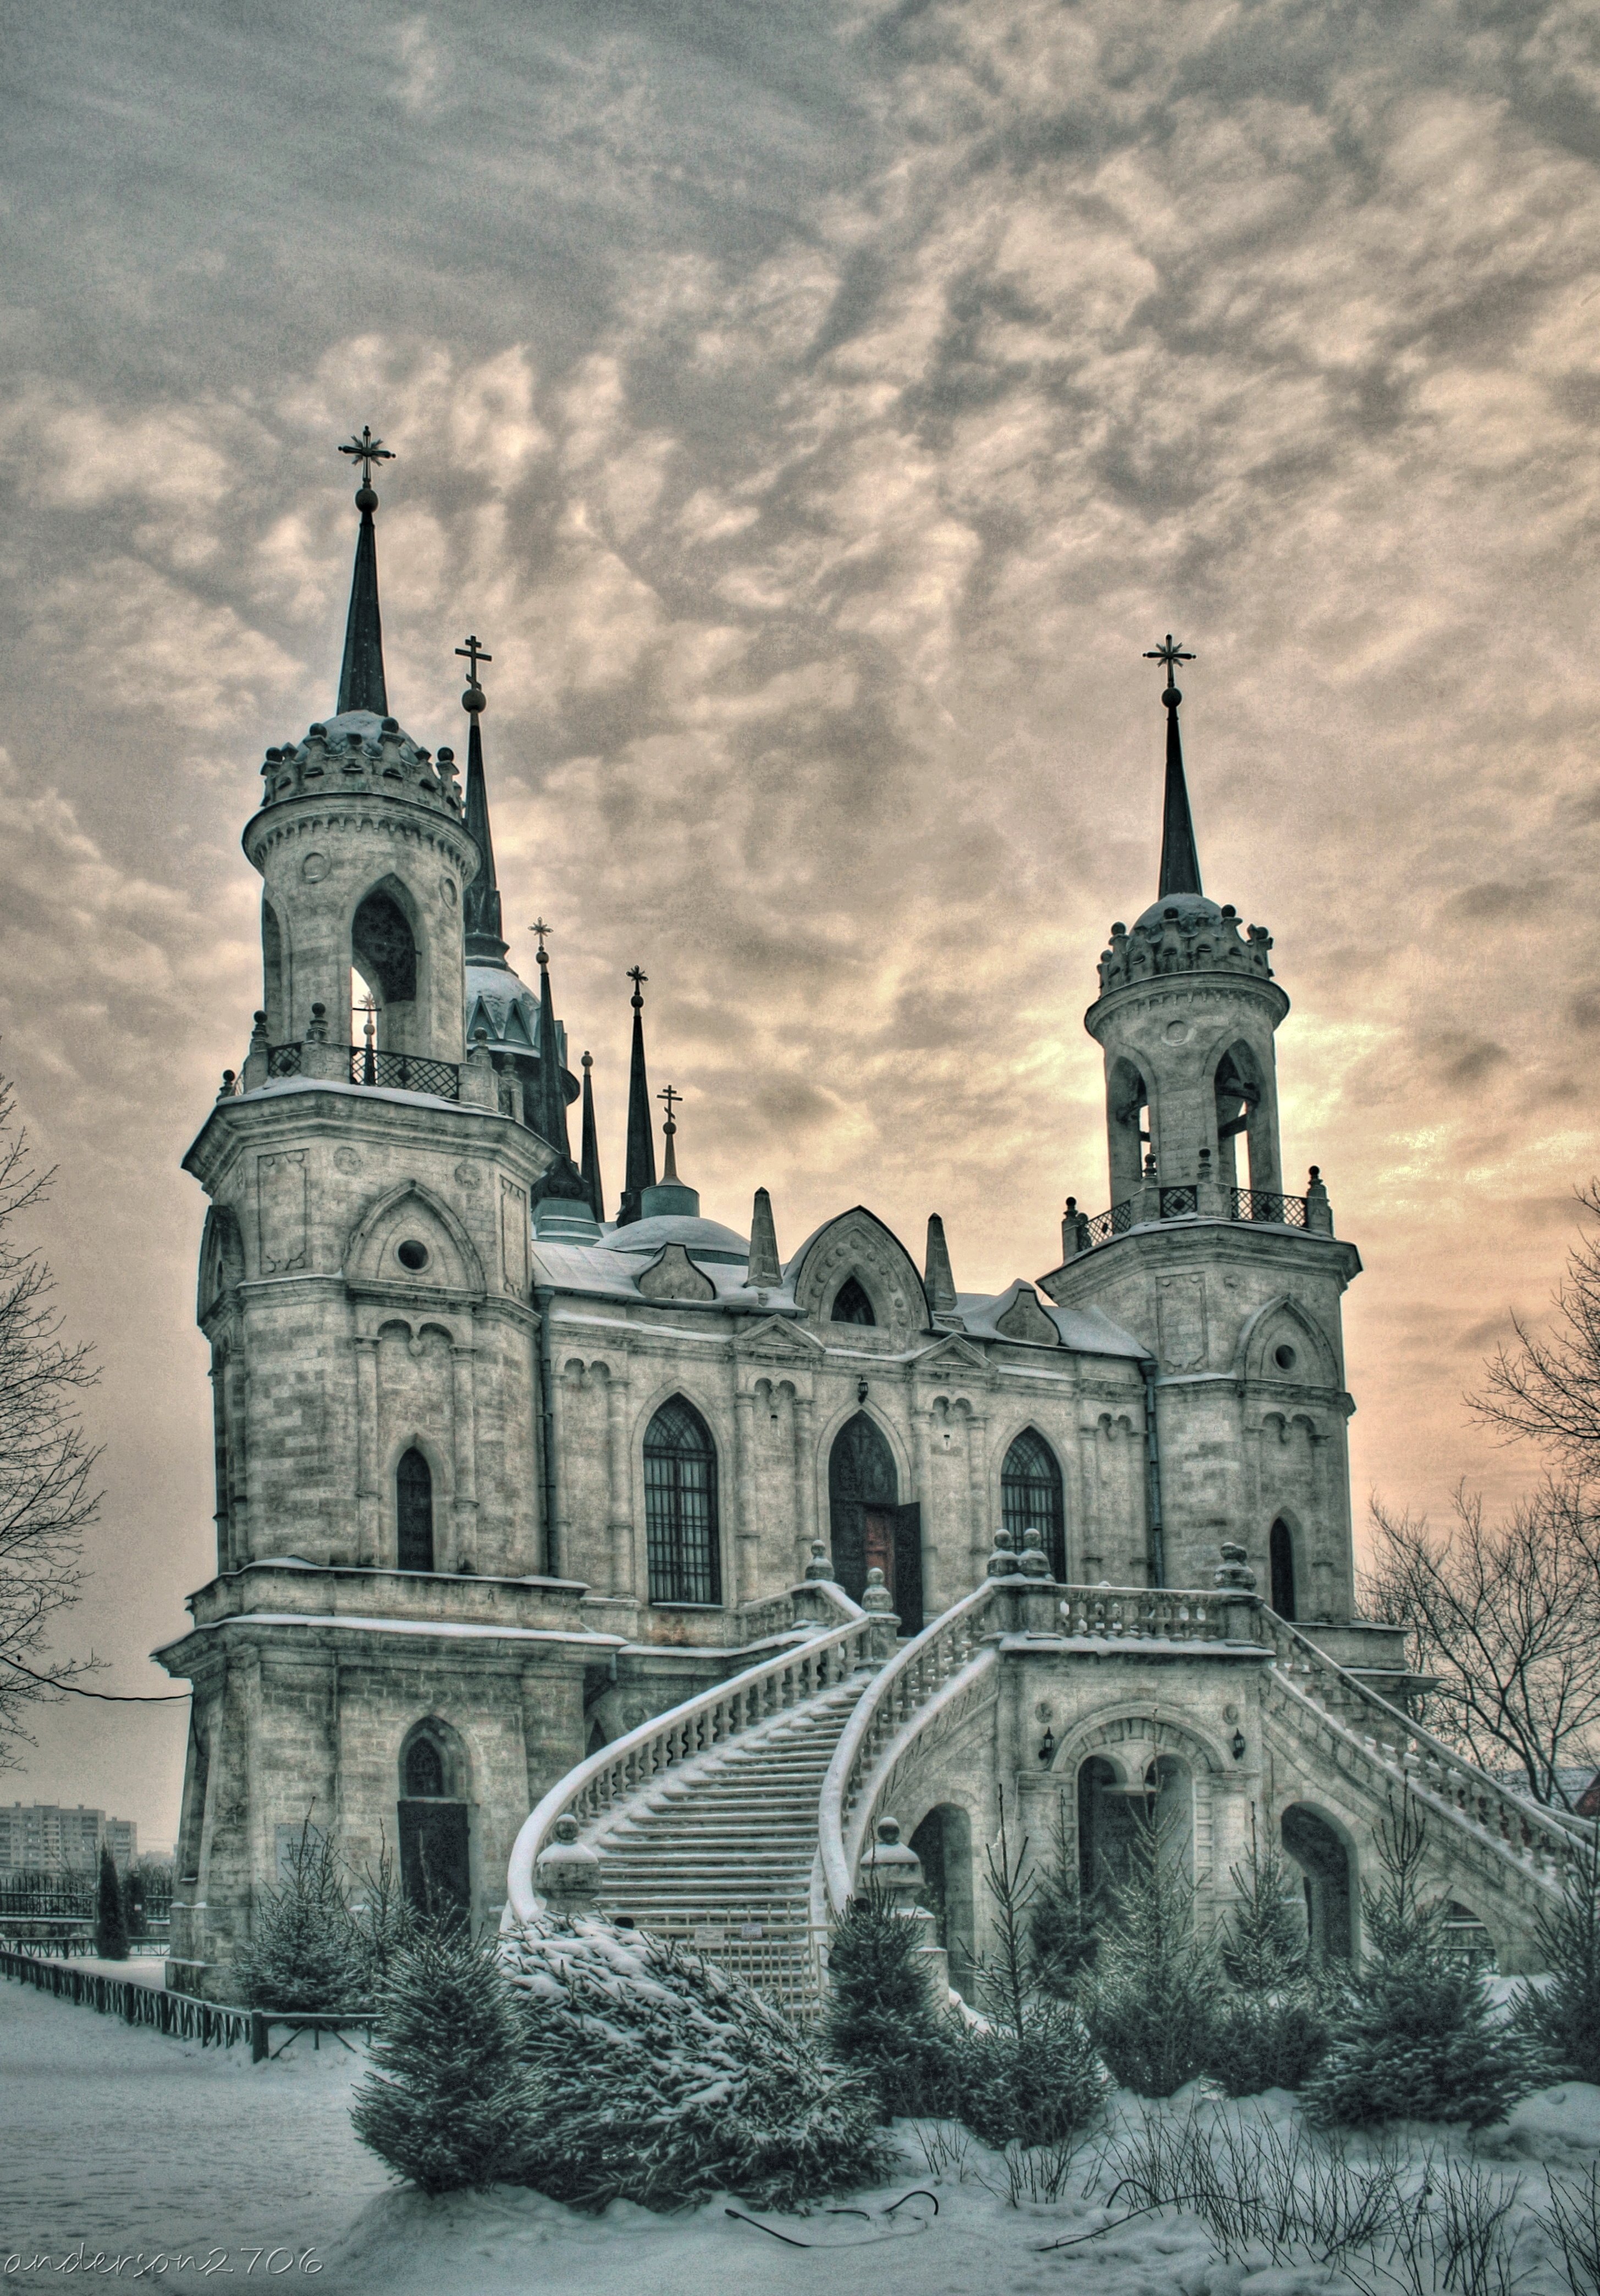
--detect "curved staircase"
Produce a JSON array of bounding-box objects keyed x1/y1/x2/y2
[{"x1": 507, "y1": 1568, "x2": 1590, "y2": 2005}]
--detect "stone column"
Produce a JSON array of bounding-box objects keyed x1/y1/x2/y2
[
  {"x1": 909, "y1": 1397, "x2": 934, "y2": 1607},
  {"x1": 605, "y1": 1365, "x2": 633, "y2": 1596},
  {"x1": 450, "y1": 1340, "x2": 478, "y2": 1572},
  {"x1": 209, "y1": 1362, "x2": 230, "y2": 1571},
  {"x1": 354, "y1": 1337, "x2": 379, "y2": 1566},
  {"x1": 226, "y1": 1349, "x2": 251, "y2": 1563},
  {"x1": 733, "y1": 1386, "x2": 758, "y2": 1608},
  {"x1": 792, "y1": 1392, "x2": 819, "y2": 1582},
  {"x1": 965, "y1": 1408, "x2": 990, "y2": 1585}
]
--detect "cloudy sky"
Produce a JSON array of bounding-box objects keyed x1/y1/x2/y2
[{"x1": 4, "y1": 0, "x2": 1600, "y2": 1846}]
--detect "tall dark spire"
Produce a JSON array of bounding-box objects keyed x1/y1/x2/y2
[
  {"x1": 456, "y1": 637, "x2": 506, "y2": 964},
  {"x1": 580, "y1": 1051, "x2": 605, "y2": 1224},
  {"x1": 336, "y1": 428, "x2": 393, "y2": 717},
  {"x1": 617, "y1": 967, "x2": 656, "y2": 1227},
  {"x1": 531, "y1": 922, "x2": 571, "y2": 1160},
  {"x1": 1144, "y1": 633, "x2": 1202, "y2": 898}
]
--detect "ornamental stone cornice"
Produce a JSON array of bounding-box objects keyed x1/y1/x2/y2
[
  {"x1": 184, "y1": 1080, "x2": 550, "y2": 1191},
  {"x1": 242, "y1": 792, "x2": 481, "y2": 883}
]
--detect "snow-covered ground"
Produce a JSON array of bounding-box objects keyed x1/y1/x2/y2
[{"x1": 7, "y1": 1972, "x2": 1600, "y2": 2296}]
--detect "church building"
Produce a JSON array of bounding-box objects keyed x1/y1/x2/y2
[{"x1": 157, "y1": 439, "x2": 1570, "y2": 2002}]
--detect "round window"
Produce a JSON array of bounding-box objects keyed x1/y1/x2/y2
[
  {"x1": 1273, "y1": 1342, "x2": 1297, "y2": 1371},
  {"x1": 396, "y1": 1239, "x2": 430, "y2": 1272}
]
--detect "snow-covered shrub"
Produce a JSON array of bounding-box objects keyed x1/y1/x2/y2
[
  {"x1": 1518, "y1": 1828, "x2": 1600, "y2": 2084},
  {"x1": 1207, "y1": 1822, "x2": 1327, "y2": 2095},
  {"x1": 1079, "y1": 1800, "x2": 1215, "y2": 2095},
  {"x1": 236, "y1": 1818, "x2": 362, "y2": 2011},
  {"x1": 94, "y1": 1844, "x2": 128, "y2": 1961},
  {"x1": 349, "y1": 1835, "x2": 424, "y2": 1999},
  {"x1": 956, "y1": 1796, "x2": 1107, "y2": 2144},
  {"x1": 1303, "y1": 1796, "x2": 1531, "y2": 2130},
  {"x1": 352, "y1": 1927, "x2": 541, "y2": 2194},
  {"x1": 825, "y1": 1890, "x2": 959, "y2": 2116},
  {"x1": 501, "y1": 1913, "x2": 893, "y2": 2211}
]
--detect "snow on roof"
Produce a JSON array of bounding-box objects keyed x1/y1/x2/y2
[{"x1": 953, "y1": 1288, "x2": 1146, "y2": 1359}]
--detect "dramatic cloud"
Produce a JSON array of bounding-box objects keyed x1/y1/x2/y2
[{"x1": 4, "y1": 0, "x2": 1600, "y2": 1842}]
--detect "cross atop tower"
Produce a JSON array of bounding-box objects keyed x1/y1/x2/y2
[
  {"x1": 658, "y1": 1083, "x2": 680, "y2": 1125},
  {"x1": 627, "y1": 965, "x2": 647, "y2": 1008},
  {"x1": 339, "y1": 426, "x2": 395, "y2": 493},
  {"x1": 455, "y1": 634, "x2": 493, "y2": 682},
  {"x1": 658, "y1": 1081, "x2": 682, "y2": 1182},
  {"x1": 530, "y1": 918, "x2": 553, "y2": 963},
  {"x1": 1143, "y1": 633, "x2": 1195, "y2": 703}
]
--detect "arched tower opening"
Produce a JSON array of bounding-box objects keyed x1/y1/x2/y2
[
  {"x1": 1281, "y1": 1803, "x2": 1355, "y2": 1961},
  {"x1": 396, "y1": 1448, "x2": 435, "y2": 1573},
  {"x1": 1269, "y1": 1517, "x2": 1297, "y2": 1620},
  {"x1": 1213, "y1": 1039, "x2": 1281, "y2": 1200},
  {"x1": 1108, "y1": 1056, "x2": 1151, "y2": 1204},
  {"x1": 351, "y1": 881, "x2": 420, "y2": 1056}
]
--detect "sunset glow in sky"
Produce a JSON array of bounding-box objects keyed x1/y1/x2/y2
[{"x1": 4, "y1": 0, "x2": 1599, "y2": 1846}]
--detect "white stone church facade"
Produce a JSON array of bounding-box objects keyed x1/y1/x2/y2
[{"x1": 156, "y1": 449, "x2": 1579, "y2": 2002}]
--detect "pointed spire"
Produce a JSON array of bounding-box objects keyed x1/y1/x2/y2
[
  {"x1": 580, "y1": 1051, "x2": 605, "y2": 1224},
  {"x1": 924, "y1": 1213, "x2": 958, "y2": 1321},
  {"x1": 531, "y1": 921, "x2": 571, "y2": 1160},
  {"x1": 1143, "y1": 633, "x2": 1203, "y2": 899},
  {"x1": 747, "y1": 1188, "x2": 781, "y2": 1290},
  {"x1": 617, "y1": 967, "x2": 656, "y2": 1227},
  {"x1": 455, "y1": 638, "x2": 507, "y2": 964},
  {"x1": 336, "y1": 428, "x2": 393, "y2": 717}
]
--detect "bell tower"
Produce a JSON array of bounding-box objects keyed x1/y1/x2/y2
[{"x1": 1041, "y1": 639, "x2": 1362, "y2": 1616}]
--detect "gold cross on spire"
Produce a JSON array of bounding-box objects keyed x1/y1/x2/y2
[
  {"x1": 455, "y1": 634, "x2": 492, "y2": 682},
  {"x1": 1143, "y1": 633, "x2": 1195, "y2": 696},
  {"x1": 339, "y1": 426, "x2": 395, "y2": 487}
]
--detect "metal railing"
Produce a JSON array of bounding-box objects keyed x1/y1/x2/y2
[
  {"x1": 1083, "y1": 1200, "x2": 1137, "y2": 1247},
  {"x1": 1232, "y1": 1187, "x2": 1308, "y2": 1227},
  {"x1": 1259, "y1": 1610, "x2": 1586, "y2": 1898},
  {"x1": 2, "y1": 1949, "x2": 252, "y2": 2048},
  {"x1": 266, "y1": 1043, "x2": 302, "y2": 1079},
  {"x1": 506, "y1": 1601, "x2": 880, "y2": 1925},
  {"x1": 349, "y1": 1046, "x2": 461, "y2": 1100},
  {"x1": 819, "y1": 1580, "x2": 999, "y2": 1922}
]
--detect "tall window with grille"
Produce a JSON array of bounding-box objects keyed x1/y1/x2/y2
[
  {"x1": 1001, "y1": 1427, "x2": 1065, "y2": 1581},
  {"x1": 396, "y1": 1447, "x2": 434, "y2": 1572},
  {"x1": 643, "y1": 1397, "x2": 721, "y2": 1605}
]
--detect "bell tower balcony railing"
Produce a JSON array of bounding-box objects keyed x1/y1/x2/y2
[{"x1": 1063, "y1": 1166, "x2": 1333, "y2": 1257}]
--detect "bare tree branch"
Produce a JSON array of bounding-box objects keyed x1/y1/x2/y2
[
  {"x1": 0, "y1": 1068, "x2": 102, "y2": 1761},
  {"x1": 1473, "y1": 1183, "x2": 1600, "y2": 1465},
  {"x1": 1363, "y1": 1481, "x2": 1600, "y2": 1808}
]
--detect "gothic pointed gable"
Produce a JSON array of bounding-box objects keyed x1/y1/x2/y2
[
  {"x1": 344, "y1": 1180, "x2": 487, "y2": 1293},
  {"x1": 993, "y1": 1281, "x2": 1062, "y2": 1348},
  {"x1": 732, "y1": 1313, "x2": 823, "y2": 1362},
  {"x1": 911, "y1": 1330, "x2": 989, "y2": 1376},
  {"x1": 787, "y1": 1207, "x2": 926, "y2": 1342},
  {"x1": 636, "y1": 1243, "x2": 716, "y2": 1303}
]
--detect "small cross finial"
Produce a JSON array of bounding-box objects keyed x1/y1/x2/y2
[
  {"x1": 1143, "y1": 633, "x2": 1195, "y2": 703},
  {"x1": 455, "y1": 634, "x2": 492, "y2": 682},
  {"x1": 338, "y1": 426, "x2": 395, "y2": 495},
  {"x1": 530, "y1": 919, "x2": 553, "y2": 963},
  {"x1": 658, "y1": 1083, "x2": 680, "y2": 1127},
  {"x1": 627, "y1": 965, "x2": 647, "y2": 1008}
]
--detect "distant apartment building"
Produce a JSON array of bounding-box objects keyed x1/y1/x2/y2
[{"x1": 0, "y1": 1803, "x2": 138, "y2": 1874}]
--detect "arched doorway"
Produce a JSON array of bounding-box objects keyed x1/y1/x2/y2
[
  {"x1": 1282, "y1": 1804, "x2": 1354, "y2": 1961},
  {"x1": 1270, "y1": 1518, "x2": 1296, "y2": 1620},
  {"x1": 829, "y1": 1412, "x2": 922, "y2": 1635},
  {"x1": 1001, "y1": 1428, "x2": 1066, "y2": 1581},
  {"x1": 1078, "y1": 1754, "x2": 1193, "y2": 1898},
  {"x1": 397, "y1": 1720, "x2": 471, "y2": 1923},
  {"x1": 910, "y1": 1805, "x2": 974, "y2": 1991}
]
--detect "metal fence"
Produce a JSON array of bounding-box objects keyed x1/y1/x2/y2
[
  {"x1": 1, "y1": 1949, "x2": 375, "y2": 2061},
  {"x1": 349, "y1": 1046, "x2": 461, "y2": 1100},
  {"x1": 1230, "y1": 1188, "x2": 1309, "y2": 1228},
  {"x1": 0, "y1": 1872, "x2": 172, "y2": 1922}
]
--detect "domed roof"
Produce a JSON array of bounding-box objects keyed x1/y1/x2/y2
[
  {"x1": 465, "y1": 961, "x2": 540, "y2": 1053},
  {"x1": 598, "y1": 1214, "x2": 749, "y2": 1266},
  {"x1": 1133, "y1": 891, "x2": 1224, "y2": 934}
]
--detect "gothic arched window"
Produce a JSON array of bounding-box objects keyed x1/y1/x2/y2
[
  {"x1": 1001, "y1": 1428, "x2": 1066, "y2": 1581},
  {"x1": 1270, "y1": 1517, "x2": 1297, "y2": 1620},
  {"x1": 831, "y1": 1276, "x2": 876, "y2": 1326},
  {"x1": 643, "y1": 1397, "x2": 720, "y2": 1605},
  {"x1": 396, "y1": 1448, "x2": 434, "y2": 1572},
  {"x1": 404, "y1": 1735, "x2": 445, "y2": 1797}
]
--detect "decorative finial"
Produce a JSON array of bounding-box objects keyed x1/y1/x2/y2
[
  {"x1": 627, "y1": 964, "x2": 647, "y2": 1008},
  {"x1": 530, "y1": 919, "x2": 553, "y2": 966},
  {"x1": 1143, "y1": 632, "x2": 1195, "y2": 708},
  {"x1": 582, "y1": 1050, "x2": 592, "y2": 1075},
  {"x1": 456, "y1": 634, "x2": 492, "y2": 714},
  {"x1": 339, "y1": 425, "x2": 395, "y2": 511}
]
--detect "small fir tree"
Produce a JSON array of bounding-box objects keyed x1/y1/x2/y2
[
  {"x1": 350, "y1": 1833, "x2": 422, "y2": 1997},
  {"x1": 1079, "y1": 1792, "x2": 1216, "y2": 2095},
  {"x1": 958, "y1": 1792, "x2": 1106, "y2": 2145},
  {"x1": 1207, "y1": 1812, "x2": 1327, "y2": 2095},
  {"x1": 235, "y1": 1816, "x2": 360, "y2": 2011},
  {"x1": 1303, "y1": 1793, "x2": 1531, "y2": 2130},
  {"x1": 1516, "y1": 1826, "x2": 1600, "y2": 2084},
  {"x1": 352, "y1": 1927, "x2": 542, "y2": 2194},
  {"x1": 94, "y1": 1844, "x2": 128, "y2": 1961},
  {"x1": 825, "y1": 1888, "x2": 958, "y2": 2117},
  {"x1": 121, "y1": 1864, "x2": 147, "y2": 1942},
  {"x1": 1029, "y1": 1796, "x2": 1097, "y2": 1998}
]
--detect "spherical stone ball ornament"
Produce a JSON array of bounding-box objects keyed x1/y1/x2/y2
[
  {"x1": 301, "y1": 851, "x2": 329, "y2": 884},
  {"x1": 461, "y1": 684, "x2": 487, "y2": 714},
  {"x1": 355, "y1": 484, "x2": 378, "y2": 512}
]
